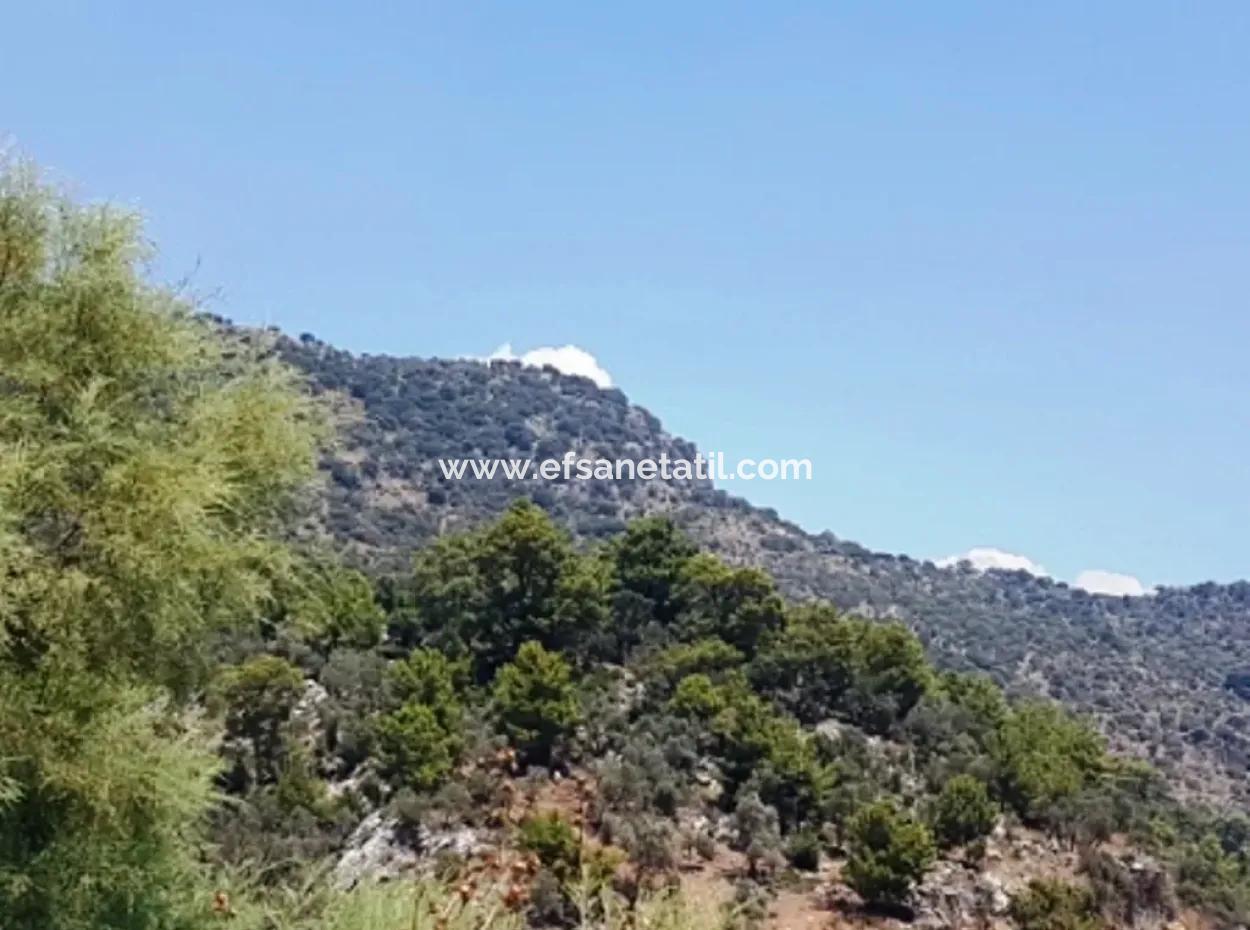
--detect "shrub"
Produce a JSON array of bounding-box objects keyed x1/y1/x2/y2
[
  {"x1": 844, "y1": 800, "x2": 936, "y2": 908},
  {"x1": 931, "y1": 774, "x2": 998, "y2": 848},
  {"x1": 374, "y1": 702, "x2": 461, "y2": 790},
  {"x1": 493, "y1": 642, "x2": 581, "y2": 765},
  {"x1": 215, "y1": 655, "x2": 307, "y2": 783},
  {"x1": 519, "y1": 811, "x2": 582, "y2": 879},
  {"x1": 785, "y1": 830, "x2": 822, "y2": 871}
]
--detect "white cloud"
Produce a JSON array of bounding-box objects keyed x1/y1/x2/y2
[
  {"x1": 937, "y1": 547, "x2": 1150, "y2": 597},
  {"x1": 936, "y1": 547, "x2": 1048, "y2": 576},
  {"x1": 1073, "y1": 569, "x2": 1147, "y2": 597},
  {"x1": 486, "y1": 343, "x2": 613, "y2": 388}
]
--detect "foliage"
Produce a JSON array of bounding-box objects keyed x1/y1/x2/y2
[
  {"x1": 215, "y1": 655, "x2": 307, "y2": 784},
  {"x1": 288, "y1": 562, "x2": 386, "y2": 652},
  {"x1": 492, "y1": 641, "x2": 581, "y2": 764},
  {"x1": 992, "y1": 701, "x2": 1108, "y2": 820},
  {"x1": 931, "y1": 774, "x2": 998, "y2": 849},
  {"x1": 518, "y1": 811, "x2": 582, "y2": 879},
  {"x1": 752, "y1": 605, "x2": 932, "y2": 733},
  {"x1": 282, "y1": 324, "x2": 1250, "y2": 808},
  {"x1": 0, "y1": 156, "x2": 320, "y2": 930},
  {"x1": 784, "y1": 830, "x2": 822, "y2": 871},
  {"x1": 844, "y1": 800, "x2": 936, "y2": 908},
  {"x1": 374, "y1": 702, "x2": 462, "y2": 791},
  {"x1": 674, "y1": 553, "x2": 784, "y2": 655}
]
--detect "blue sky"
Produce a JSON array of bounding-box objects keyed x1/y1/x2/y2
[{"x1": 6, "y1": 2, "x2": 1248, "y2": 589}]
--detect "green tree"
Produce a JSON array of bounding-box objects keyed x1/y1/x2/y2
[
  {"x1": 751, "y1": 602, "x2": 857, "y2": 723},
  {"x1": 375, "y1": 647, "x2": 466, "y2": 790},
  {"x1": 844, "y1": 800, "x2": 936, "y2": 909},
  {"x1": 610, "y1": 512, "x2": 700, "y2": 627},
  {"x1": 288, "y1": 562, "x2": 386, "y2": 652},
  {"x1": 0, "y1": 157, "x2": 320, "y2": 929},
  {"x1": 408, "y1": 501, "x2": 588, "y2": 676},
  {"x1": 492, "y1": 641, "x2": 581, "y2": 765},
  {"x1": 675, "y1": 553, "x2": 784, "y2": 655},
  {"x1": 931, "y1": 774, "x2": 998, "y2": 849},
  {"x1": 992, "y1": 702, "x2": 1107, "y2": 820},
  {"x1": 214, "y1": 655, "x2": 307, "y2": 784},
  {"x1": 518, "y1": 810, "x2": 582, "y2": 879},
  {"x1": 386, "y1": 647, "x2": 467, "y2": 720},
  {"x1": 375, "y1": 703, "x2": 461, "y2": 790},
  {"x1": 670, "y1": 673, "x2": 832, "y2": 828},
  {"x1": 844, "y1": 620, "x2": 933, "y2": 733}
]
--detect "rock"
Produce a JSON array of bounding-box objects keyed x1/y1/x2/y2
[
  {"x1": 814, "y1": 719, "x2": 845, "y2": 742},
  {"x1": 418, "y1": 824, "x2": 489, "y2": 860},
  {"x1": 290, "y1": 680, "x2": 329, "y2": 754},
  {"x1": 977, "y1": 874, "x2": 1012, "y2": 916},
  {"x1": 915, "y1": 861, "x2": 981, "y2": 928},
  {"x1": 333, "y1": 812, "x2": 418, "y2": 889}
]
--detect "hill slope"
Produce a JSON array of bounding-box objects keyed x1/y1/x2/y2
[{"x1": 278, "y1": 332, "x2": 1250, "y2": 807}]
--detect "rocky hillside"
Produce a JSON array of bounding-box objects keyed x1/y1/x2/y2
[{"x1": 276, "y1": 332, "x2": 1250, "y2": 808}]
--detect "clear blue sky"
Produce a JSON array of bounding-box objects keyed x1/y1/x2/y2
[{"x1": 6, "y1": 2, "x2": 1248, "y2": 588}]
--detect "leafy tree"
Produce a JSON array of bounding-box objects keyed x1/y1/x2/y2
[
  {"x1": 753, "y1": 607, "x2": 931, "y2": 733},
  {"x1": 215, "y1": 655, "x2": 307, "y2": 784},
  {"x1": 752, "y1": 602, "x2": 857, "y2": 723},
  {"x1": 844, "y1": 620, "x2": 933, "y2": 733},
  {"x1": 674, "y1": 553, "x2": 784, "y2": 655},
  {"x1": 732, "y1": 793, "x2": 783, "y2": 878},
  {"x1": 669, "y1": 673, "x2": 832, "y2": 827},
  {"x1": 648, "y1": 637, "x2": 744, "y2": 693},
  {"x1": 931, "y1": 774, "x2": 998, "y2": 849},
  {"x1": 374, "y1": 647, "x2": 467, "y2": 790},
  {"x1": 993, "y1": 701, "x2": 1108, "y2": 820},
  {"x1": 551, "y1": 551, "x2": 614, "y2": 659},
  {"x1": 374, "y1": 702, "x2": 461, "y2": 790},
  {"x1": 844, "y1": 800, "x2": 936, "y2": 909},
  {"x1": 492, "y1": 641, "x2": 581, "y2": 764},
  {"x1": 785, "y1": 830, "x2": 822, "y2": 871},
  {"x1": 408, "y1": 502, "x2": 595, "y2": 675},
  {"x1": 0, "y1": 157, "x2": 320, "y2": 929},
  {"x1": 938, "y1": 671, "x2": 1010, "y2": 732},
  {"x1": 609, "y1": 515, "x2": 698, "y2": 628},
  {"x1": 287, "y1": 562, "x2": 386, "y2": 652},
  {"x1": 670, "y1": 672, "x2": 730, "y2": 718},
  {"x1": 477, "y1": 500, "x2": 576, "y2": 654},
  {"x1": 385, "y1": 647, "x2": 467, "y2": 720},
  {"x1": 408, "y1": 532, "x2": 489, "y2": 653}
]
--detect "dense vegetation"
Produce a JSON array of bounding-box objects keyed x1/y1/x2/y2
[
  {"x1": 6, "y1": 156, "x2": 1250, "y2": 930},
  {"x1": 277, "y1": 333, "x2": 1250, "y2": 808}
]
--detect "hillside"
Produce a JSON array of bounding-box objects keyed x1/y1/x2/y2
[{"x1": 279, "y1": 332, "x2": 1250, "y2": 808}]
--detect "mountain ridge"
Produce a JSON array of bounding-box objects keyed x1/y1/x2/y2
[{"x1": 269, "y1": 328, "x2": 1250, "y2": 808}]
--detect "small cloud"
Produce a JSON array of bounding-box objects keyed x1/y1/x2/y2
[
  {"x1": 938, "y1": 547, "x2": 1150, "y2": 597},
  {"x1": 486, "y1": 343, "x2": 613, "y2": 388},
  {"x1": 1074, "y1": 569, "x2": 1147, "y2": 597},
  {"x1": 936, "y1": 547, "x2": 1048, "y2": 576}
]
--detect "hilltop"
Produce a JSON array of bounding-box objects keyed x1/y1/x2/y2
[{"x1": 277, "y1": 332, "x2": 1250, "y2": 808}]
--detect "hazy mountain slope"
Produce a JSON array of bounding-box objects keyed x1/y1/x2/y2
[{"x1": 280, "y1": 333, "x2": 1250, "y2": 806}]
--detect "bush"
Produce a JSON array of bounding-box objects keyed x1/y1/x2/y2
[
  {"x1": 844, "y1": 800, "x2": 936, "y2": 908},
  {"x1": 374, "y1": 702, "x2": 461, "y2": 790},
  {"x1": 215, "y1": 655, "x2": 307, "y2": 783},
  {"x1": 493, "y1": 641, "x2": 581, "y2": 765},
  {"x1": 931, "y1": 774, "x2": 998, "y2": 848},
  {"x1": 519, "y1": 811, "x2": 582, "y2": 879},
  {"x1": 785, "y1": 830, "x2": 822, "y2": 871}
]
